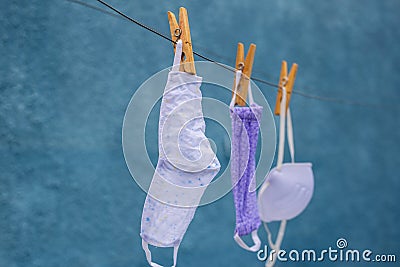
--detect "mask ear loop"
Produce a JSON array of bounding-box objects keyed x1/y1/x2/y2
[
  {"x1": 263, "y1": 221, "x2": 287, "y2": 267},
  {"x1": 233, "y1": 231, "x2": 261, "y2": 252},
  {"x1": 229, "y1": 70, "x2": 242, "y2": 108},
  {"x1": 247, "y1": 78, "x2": 255, "y2": 106},
  {"x1": 286, "y1": 108, "x2": 295, "y2": 163},
  {"x1": 230, "y1": 70, "x2": 256, "y2": 108},
  {"x1": 230, "y1": 69, "x2": 261, "y2": 252},
  {"x1": 276, "y1": 83, "x2": 287, "y2": 170},
  {"x1": 262, "y1": 80, "x2": 290, "y2": 267},
  {"x1": 172, "y1": 243, "x2": 180, "y2": 267},
  {"x1": 172, "y1": 40, "x2": 183, "y2": 72},
  {"x1": 142, "y1": 240, "x2": 163, "y2": 267},
  {"x1": 142, "y1": 240, "x2": 180, "y2": 267}
]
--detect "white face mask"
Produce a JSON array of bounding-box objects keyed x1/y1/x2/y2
[
  {"x1": 258, "y1": 163, "x2": 314, "y2": 222},
  {"x1": 140, "y1": 40, "x2": 221, "y2": 267},
  {"x1": 258, "y1": 84, "x2": 314, "y2": 267}
]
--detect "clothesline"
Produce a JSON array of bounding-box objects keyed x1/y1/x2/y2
[{"x1": 67, "y1": 0, "x2": 388, "y2": 109}]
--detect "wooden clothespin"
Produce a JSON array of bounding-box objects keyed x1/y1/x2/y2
[
  {"x1": 232, "y1": 43, "x2": 256, "y2": 106},
  {"x1": 274, "y1": 61, "x2": 298, "y2": 115},
  {"x1": 167, "y1": 7, "x2": 196, "y2": 75}
]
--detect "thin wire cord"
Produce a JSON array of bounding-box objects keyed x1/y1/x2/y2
[
  {"x1": 92, "y1": 0, "x2": 176, "y2": 44},
  {"x1": 67, "y1": 0, "x2": 123, "y2": 20},
  {"x1": 292, "y1": 90, "x2": 382, "y2": 108},
  {"x1": 67, "y1": 0, "x2": 390, "y2": 109}
]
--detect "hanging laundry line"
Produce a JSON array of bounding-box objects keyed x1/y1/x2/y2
[{"x1": 67, "y1": 0, "x2": 389, "y2": 109}]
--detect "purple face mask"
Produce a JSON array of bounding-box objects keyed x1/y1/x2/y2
[{"x1": 229, "y1": 71, "x2": 262, "y2": 252}]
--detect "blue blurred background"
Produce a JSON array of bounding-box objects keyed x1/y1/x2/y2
[{"x1": 1, "y1": 0, "x2": 399, "y2": 266}]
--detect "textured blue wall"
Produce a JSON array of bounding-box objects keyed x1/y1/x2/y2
[{"x1": 1, "y1": 0, "x2": 399, "y2": 266}]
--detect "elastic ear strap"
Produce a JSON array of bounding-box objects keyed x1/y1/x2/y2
[
  {"x1": 233, "y1": 230, "x2": 261, "y2": 252},
  {"x1": 275, "y1": 220, "x2": 287, "y2": 249},
  {"x1": 142, "y1": 240, "x2": 163, "y2": 267},
  {"x1": 276, "y1": 86, "x2": 287, "y2": 170},
  {"x1": 142, "y1": 240, "x2": 180, "y2": 267},
  {"x1": 230, "y1": 70, "x2": 242, "y2": 108},
  {"x1": 286, "y1": 108, "x2": 295, "y2": 163},
  {"x1": 263, "y1": 220, "x2": 287, "y2": 250},
  {"x1": 172, "y1": 243, "x2": 180, "y2": 267},
  {"x1": 263, "y1": 220, "x2": 287, "y2": 267},
  {"x1": 172, "y1": 40, "x2": 183, "y2": 72},
  {"x1": 248, "y1": 82, "x2": 255, "y2": 106}
]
